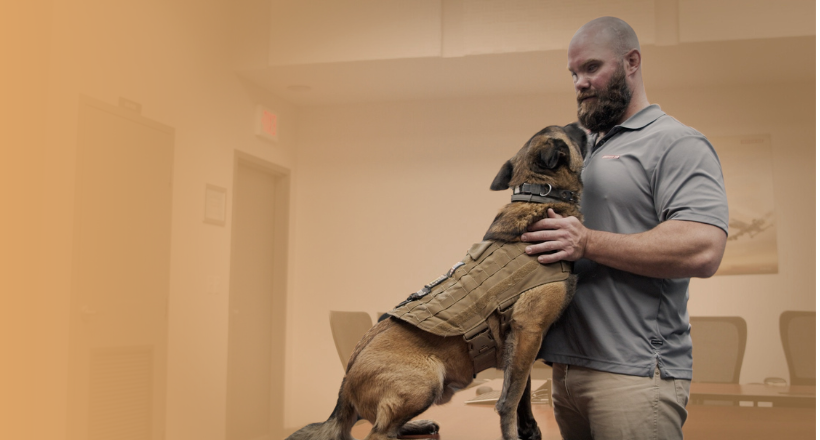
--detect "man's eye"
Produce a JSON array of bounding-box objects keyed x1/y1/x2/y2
[{"x1": 587, "y1": 64, "x2": 598, "y2": 73}]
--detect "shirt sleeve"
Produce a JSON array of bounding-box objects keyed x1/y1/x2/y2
[{"x1": 652, "y1": 135, "x2": 729, "y2": 233}]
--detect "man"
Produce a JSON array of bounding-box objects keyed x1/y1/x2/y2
[{"x1": 522, "y1": 17, "x2": 729, "y2": 439}]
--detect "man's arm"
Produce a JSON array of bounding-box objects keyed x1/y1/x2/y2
[{"x1": 522, "y1": 209, "x2": 727, "y2": 279}]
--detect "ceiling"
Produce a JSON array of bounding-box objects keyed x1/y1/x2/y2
[
  {"x1": 235, "y1": 0, "x2": 816, "y2": 107},
  {"x1": 239, "y1": 36, "x2": 815, "y2": 107}
]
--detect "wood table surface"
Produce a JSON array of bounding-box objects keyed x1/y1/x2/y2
[
  {"x1": 351, "y1": 379, "x2": 816, "y2": 440},
  {"x1": 689, "y1": 382, "x2": 815, "y2": 407}
]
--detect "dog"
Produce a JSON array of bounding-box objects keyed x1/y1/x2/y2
[{"x1": 287, "y1": 123, "x2": 587, "y2": 440}]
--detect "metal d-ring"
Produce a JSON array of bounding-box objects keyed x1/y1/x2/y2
[{"x1": 540, "y1": 184, "x2": 553, "y2": 197}]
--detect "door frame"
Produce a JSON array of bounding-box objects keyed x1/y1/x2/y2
[{"x1": 226, "y1": 150, "x2": 290, "y2": 439}]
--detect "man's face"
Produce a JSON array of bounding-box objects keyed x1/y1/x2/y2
[
  {"x1": 576, "y1": 65, "x2": 631, "y2": 134},
  {"x1": 568, "y1": 36, "x2": 632, "y2": 133}
]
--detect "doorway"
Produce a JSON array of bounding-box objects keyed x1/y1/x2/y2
[
  {"x1": 225, "y1": 153, "x2": 289, "y2": 440},
  {"x1": 67, "y1": 96, "x2": 174, "y2": 440}
]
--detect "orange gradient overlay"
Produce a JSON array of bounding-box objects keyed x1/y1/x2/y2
[{"x1": 1, "y1": 1, "x2": 814, "y2": 439}]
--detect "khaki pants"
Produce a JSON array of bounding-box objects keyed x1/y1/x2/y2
[{"x1": 551, "y1": 363, "x2": 690, "y2": 440}]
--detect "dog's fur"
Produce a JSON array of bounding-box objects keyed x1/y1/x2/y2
[{"x1": 287, "y1": 123, "x2": 588, "y2": 440}]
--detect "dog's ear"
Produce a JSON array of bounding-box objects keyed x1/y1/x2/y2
[
  {"x1": 541, "y1": 140, "x2": 569, "y2": 169},
  {"x1": 563, "y1": 122, "x2": 589, "y2": 159},
  {"x1": 490, "y1": 160, "x2": 514, "y2": 191}
]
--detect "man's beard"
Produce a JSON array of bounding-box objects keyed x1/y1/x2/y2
[{"x1": 577, "y1": 67, "x2": 632, "y2": 134}]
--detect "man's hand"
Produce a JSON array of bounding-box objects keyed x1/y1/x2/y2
[{"x1": 521, "y1": 209, "x2": 589, "y2": 264}]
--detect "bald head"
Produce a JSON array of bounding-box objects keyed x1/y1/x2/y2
[{"x1": 571, "y1": 16, "x2": 640, "y2": 59}]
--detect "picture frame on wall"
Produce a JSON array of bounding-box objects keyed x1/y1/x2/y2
[{"x1": 712, "y1": 135, "x2": 778, "y2": 275}]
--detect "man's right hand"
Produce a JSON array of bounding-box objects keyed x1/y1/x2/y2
[{"x1": 521, "y1": 208, "x2": 589, "y2": 265}]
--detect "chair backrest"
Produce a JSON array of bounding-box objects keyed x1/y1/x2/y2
[
  {"x1": 690, "y1": 316, "x2": 747, "y2": 383},
  {"x1": 780, "y1": 311, "x2": 815, "y2": 386},
  {"x1": 329, "y1": 311, "x2": 374, "y2": 370}
]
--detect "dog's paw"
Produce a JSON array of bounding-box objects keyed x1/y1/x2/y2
[
  {"x1": 397, "y1": 419, "x2": 440, "y2": 439},
  {"x1": 517, "y1": 422, "x2": 541, "y2": 440}
]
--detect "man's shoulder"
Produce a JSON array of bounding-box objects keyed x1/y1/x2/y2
[
  {"x1": 619, "y1": 105, "x2": 707, "y2": 143},
  {"x1": 635, "y1": 113, "x2": 711, "y2": 152},
  {"x1": 651, "y1": 113, "x2": 707, "y2": 139}
]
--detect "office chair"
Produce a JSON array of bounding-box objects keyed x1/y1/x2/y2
[
  {"x1": 329, "y1": 311, "x2": 374, "y2": 370},
  {"x1": 690, "y1": 316, "x2": 747, "y2": 383},
  {"x1": 780, "y1": 311, "x2": 815, "y2": 386}
]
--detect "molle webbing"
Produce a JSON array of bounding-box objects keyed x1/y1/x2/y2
[{"x1": 388, "y1": 241, "x2": 571, "y2": 376}]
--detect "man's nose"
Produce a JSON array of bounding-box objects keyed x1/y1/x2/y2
[{"x1": 573, "y1": 75, "x2": 589, "y2": 93}]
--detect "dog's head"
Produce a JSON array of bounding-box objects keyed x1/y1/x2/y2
[{"x1": 490, "y1": 123, "x2": 587, "y2": 192}]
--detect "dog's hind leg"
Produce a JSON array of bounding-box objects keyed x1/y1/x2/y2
[
  {"x1": 397, "y1": 420, "x2": 440, "y2": 438},
  {"x1": 362, "y1": 367, "x2": 445, "y2": 440},
  {"x1": 363, "y1": 398, "x2": 433, "y2": 440}
]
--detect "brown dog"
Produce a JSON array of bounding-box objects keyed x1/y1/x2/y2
[{"x1": 287, "y1": 123, "x2": 587, "y2": 440}]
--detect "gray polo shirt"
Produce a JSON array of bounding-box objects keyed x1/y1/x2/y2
[{"x1": 538, "y1": 104, "x2": 729, "y2": 379}]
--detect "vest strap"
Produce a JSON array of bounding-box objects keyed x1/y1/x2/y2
[{"x1": 464, "y1": 321, "x2": 497, "y2": 378}]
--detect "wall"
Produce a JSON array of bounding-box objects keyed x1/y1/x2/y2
[
  {"x1": 3, "y1": 0, "x2": 298, "y2": 439},
  {"x1": 269, "y1": 0, "x2": 442, "y2": 64},
  {"x1": 286, "y1": 81, "x2": 815, "y2": 427},
  {"x1": 1, "y1": 2, "x2": 56, "y2": 439},
  {"x1": 54, "y1": 1, "x2": 300, "y2": 437}
]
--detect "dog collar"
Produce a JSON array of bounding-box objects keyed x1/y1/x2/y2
[{"x1": 511, "y1": 183, "x2": 577, "y2": 204}]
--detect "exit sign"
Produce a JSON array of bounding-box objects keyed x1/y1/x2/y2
[{"x1": 255, "y1": 105, "x2": 278, "y2": 142}]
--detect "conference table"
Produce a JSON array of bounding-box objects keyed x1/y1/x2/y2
[
  {"x1": 351, "y1": 379, "x2": 815, "y2": 440},
  {"x1": 689, "y1": 382, "x2": 815, "y2": 407}
]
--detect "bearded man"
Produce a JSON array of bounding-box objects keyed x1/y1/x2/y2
[{"x1": 522, "y1": 17, "x2": 729, "y2": 440}]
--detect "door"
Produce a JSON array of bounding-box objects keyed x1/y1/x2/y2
[
  {"x1": 68, "y1": 96, "x2": 173, "y2": 440},
  {"x1": 226, "y1": 158, "x2": 288, "y2": 440}
]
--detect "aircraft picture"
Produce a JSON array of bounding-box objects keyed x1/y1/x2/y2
[{"x1": 711, "y1": 135, "x2": 779, "y2": 275}]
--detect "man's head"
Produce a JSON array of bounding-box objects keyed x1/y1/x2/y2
[{"x1": 568, "y1": 17, "x2": 645, "y2": 134}]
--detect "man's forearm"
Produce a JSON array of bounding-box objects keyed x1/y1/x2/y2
[
  {"x1": 522, "y1": 210, "x2": 728, "y2": 279},
  {"x1": 582, "y1": 220, "x2": 727, "y2": 279}
]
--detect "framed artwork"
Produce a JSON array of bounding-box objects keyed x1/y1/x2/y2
[{"x1": 711, "y1": 135, "x2": 778, "y2": 275}]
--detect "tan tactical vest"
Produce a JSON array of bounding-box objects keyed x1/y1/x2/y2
[{"x1": 388, "y1": 241, "x2": 571, "y2": 376}]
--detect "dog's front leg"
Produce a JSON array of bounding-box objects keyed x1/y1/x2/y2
[
  {"x1": 516, "y1": 375, "x2": 541, "y2": 440},
  {"x1": 496, "y1": 328, "x2": 543, "y2": 440}
]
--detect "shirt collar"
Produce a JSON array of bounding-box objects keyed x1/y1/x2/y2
[
  {"x1": 591, "y1": 105, "x2": 665, "y2": 152},
  {"x1": 617, "y1": 104, "x2": 665, "y2": 130}
]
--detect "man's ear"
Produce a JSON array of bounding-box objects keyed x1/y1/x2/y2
[
  {"x1": 490, "y1": 160, "x2": 514, "y2": 191},
  {"x1": 563, "y1": 122, "x2": 589, "y2": 159},
  {"x1": 624, "y1": 49, "x2": 641, "y2": 75}
]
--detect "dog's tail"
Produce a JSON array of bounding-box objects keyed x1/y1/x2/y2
[{"x1": 285, "y1": 380, "x2": 358, "y2": 440}]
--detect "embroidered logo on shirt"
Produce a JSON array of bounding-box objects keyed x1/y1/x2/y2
[{"x1": 601, "y1": 155, "x2": 620, "y2": 159}]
